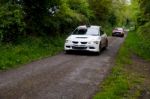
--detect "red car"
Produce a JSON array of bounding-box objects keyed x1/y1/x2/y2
[{"x1": 112, "y1": 27, "x2": 125, "y2": 37}]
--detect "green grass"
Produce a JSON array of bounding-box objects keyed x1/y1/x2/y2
[
  {"x1": 125, "y1": 31, "x2": 150, "y2": 60},
  {"x1": 93, "y1": 43, "x2": 132, "y2": 99},
  {"x1": 93, "y1": 31, "x2": 150, "y2": 99},
  {"x1": 0, "y1": 36, "x2": 65, "y2": 70}
]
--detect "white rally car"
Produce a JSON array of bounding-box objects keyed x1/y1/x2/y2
[{"x1": 64, "y1": 25, "x2": 108, "y2": 54}]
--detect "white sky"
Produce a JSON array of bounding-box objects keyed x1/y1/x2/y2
[{"x1": 127, "y1": 0, "x2": 131, "y2": 4}]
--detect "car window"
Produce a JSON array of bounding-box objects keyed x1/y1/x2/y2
[
  {"x1": 86, "y1": 28, "x2": 99, "y2": 36},
  {"x1": 72, "y1": 28, "x2": 87, "y2": 35},
  {"x1": 100, "y1": 30, "x2": 104, "y2": 36},
  {"x1": 115, "y1": 28, "x2": 123, "y2": 31},
  {"x1": 72, "y1": 28, "x2": 99, "y2": 36},
  {"x1": 118, "y1": 28, "x2": 123, "y2": 31}
]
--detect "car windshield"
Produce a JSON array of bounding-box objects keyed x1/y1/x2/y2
[
  {"x1": 72, "y1": 28, "x2": 99, "y2": 36},
  {"x1": 115, "y1": 28, "x2": 123, "y2": 31}
]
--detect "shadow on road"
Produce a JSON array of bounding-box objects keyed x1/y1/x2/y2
[{"x1": 64, "y1": 48, "x2": 107, "y2": 56}]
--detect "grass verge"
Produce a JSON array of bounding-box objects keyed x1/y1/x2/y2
[
  {"x1": 0, "y1": 36, "x2": 65, "y2": 70},
  {"x1": 93, "y1": 31, "x2": 150, "y2": 99}
]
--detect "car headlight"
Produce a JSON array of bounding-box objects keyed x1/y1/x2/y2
[
  {"x1": 65, "y1": 40, "x2": 71, "y2": 43},
  {"x1": 93, "y1": 41, "x2": 99, "y2": 44},
  {"x1": 88, "y1": 41, "x2": 99, "y2": 44}
]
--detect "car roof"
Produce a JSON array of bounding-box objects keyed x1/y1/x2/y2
[{"x1": 77, "y1": 25, "x2": 101, "y2": 30}]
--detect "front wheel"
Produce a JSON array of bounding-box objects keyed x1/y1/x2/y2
[
  {"x1": 104, "y1": 39, "x2": 108, "y2": 49},
  {"x1": 65, "y1": 50, "x2": 70, "y2": 54},
  {"x1": 97, "y1": 43, "x2": 102, "y2": 55}
]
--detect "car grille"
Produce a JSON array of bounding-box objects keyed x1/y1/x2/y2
[
  {"x1": 72, "y1": 41, "x2": 87, "y2": 44},
  {"x1": 81, "y1": 42, "x2": 87, "y2": 44},
  {"x1": 72, "y1": 46, "x2": 87, "y2": 50},
  {"x1": 72, "y1": 41, "x2": 78, "y2": 44}
]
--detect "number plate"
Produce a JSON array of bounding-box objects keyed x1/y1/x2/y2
[{"x1": 74, "y1": 45, "x2": 85, "y2": 47}]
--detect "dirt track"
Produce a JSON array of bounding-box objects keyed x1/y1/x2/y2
[{"x1": 0, "y1": 36, "x2": 125, "y2": 99}]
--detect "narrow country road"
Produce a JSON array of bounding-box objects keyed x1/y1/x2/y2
[{"x1": 0, "y1": 36, "x2": 125, "y2": 99}]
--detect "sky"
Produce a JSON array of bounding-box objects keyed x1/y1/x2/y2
[{"x1": 126, "y1": 0, "x2": 131, "y2": 4}]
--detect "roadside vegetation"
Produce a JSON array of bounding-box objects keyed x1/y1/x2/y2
[
  {"x1": 94, "y1": 30, "x2": 150, "y2": 99},
  {"x1": 0, "y1": 0, "x2": 149, "y2": 98},
  {"x1": 0, "y1": 0, "x2": 129, "y2": 70},
  {"x1": 0, "y1": 36, "x2": 65, "y2": 70},
  {"x1": 94, "y1": 0, "x2": 150, "y2": 98}
]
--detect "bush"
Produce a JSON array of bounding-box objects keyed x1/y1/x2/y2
[
  {"x1": 42, "y1": 1, "x2": 90, "y2": 35},
  {"x1": 0, "y1": 4, "x2": 25, "y2": 42},
  {"x1": 137, "y1": 22, "x2": 150, "y2": 41},
  {"x1": 0, "y1": 36, "x2": 65, "y2": 70},
  {"x1": 67, "y1": 0, "x2": 93, "y2": 18},
  {"x1": 135, "y1": 22, "x2": 150, "y2": 59}
]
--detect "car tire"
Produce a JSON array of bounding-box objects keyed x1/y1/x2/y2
[
  {"x1": 121, "y1": 35, "x2": 124, "y2": 37},
  {"x1": 104, "y1": 39, "x2": 108, "y2": 49},
  {"x1": 97, "y1": 43, "x2": 102, "y2": 55},
  {"x1": 65, "y1": 50, "x2": 70, "y2": 54}
]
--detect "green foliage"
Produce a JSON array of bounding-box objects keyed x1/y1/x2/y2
[
  {"x1": 88, "y1": 0, "x2": 112, "y2": 24},
  {"x1": 67, "y1": 0, "x2": 93, "y2": 18},
  {"x1": 0, "y1": 0, "x2": 135, "y2": 70},
  {"x1": 127, "y1": 31, "x2": 150, "y2": 60},
  {"x1": 129, "y1": 0, "x2": 140, "y2": 24},
  {"x1": 137, "y1": 22, "x2": 150, "y2": 40},
  {"x1": 0, "y1": 36, "x2": 65, "y2": 70},
  {"x1": 56, "y1": 1, "x2": 88, "y2": 29},
  {"x1": 129, "y1": 0, "x2": 150, "y2": 59},
  {"x1": 109, "y1": 14, "x2": 117, "y2": 27},
  {"x1": 94, "y1": 70, "x2": 129, "y2": 99},
  {"x1": 111, "y1": 0, "x2": 131, "y2": 26},
  {"x1": 131, "y1": 0, "x2": 150, "y2": 26},
  {"x1": 88, "y1": 0, "x2": 130, "y2": 27},
  {"x1": 93, "y1": 39, "x2": 132, "y2": 99},
  {"x1": 134, "y1": 0, "x2": 150, "y2": 59},
  {"x1": 0, "y1": 4, "x2": 25, "y2": 42},
  {"x1": 19, "y1": 0, "x2": 94, "y2": 36},
  {"x1": 124, "y1": 0, "x2": 150, "y2": 60},
  {"x1": 0, "y1": 0, "x2": 131, "y2": 41},
  {"x1": 93, "y1": 31, "x2": 149, "y2": 99},
  {"x1": 139, "y1": 0, "x2": 150, "y2": 21},
  {"x1": 93, "y1": 43, "x2": 131, "y2": 99},
  {"x1": 42, "y1": 0, "x2": 93, "y2": 36},
  {"x1": 21, "y1": 0, "x2": 49, "y2": 34}
]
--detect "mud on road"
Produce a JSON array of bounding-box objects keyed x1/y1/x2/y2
[{"x1": 0, "y1": 36, "x2": 125, "y2": 99}]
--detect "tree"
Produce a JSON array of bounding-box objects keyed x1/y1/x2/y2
[
  {"x1": 0, "y1": 3, "x2": 25, "y2": 42},
  {"x1": 88, "y1": 0, "x2": 112, "y2": 24}
]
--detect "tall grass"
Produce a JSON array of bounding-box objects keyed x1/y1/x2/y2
[
  {"x1": 93, "y1": 30, "x2": 149, "y2": 99},
  {"x1": 124, "y1": 30, "x2": 150, "y2": 60},
  {"x1": 94, "y1": 41, "x2": 131, "y2": 99},
  {"x1": 0, "y1": 36, "x2": 65, "y2": 70}
]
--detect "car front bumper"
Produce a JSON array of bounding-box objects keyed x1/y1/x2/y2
[{"x1": 64, "y1": 43, "x2": 99, "y2": 52}]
